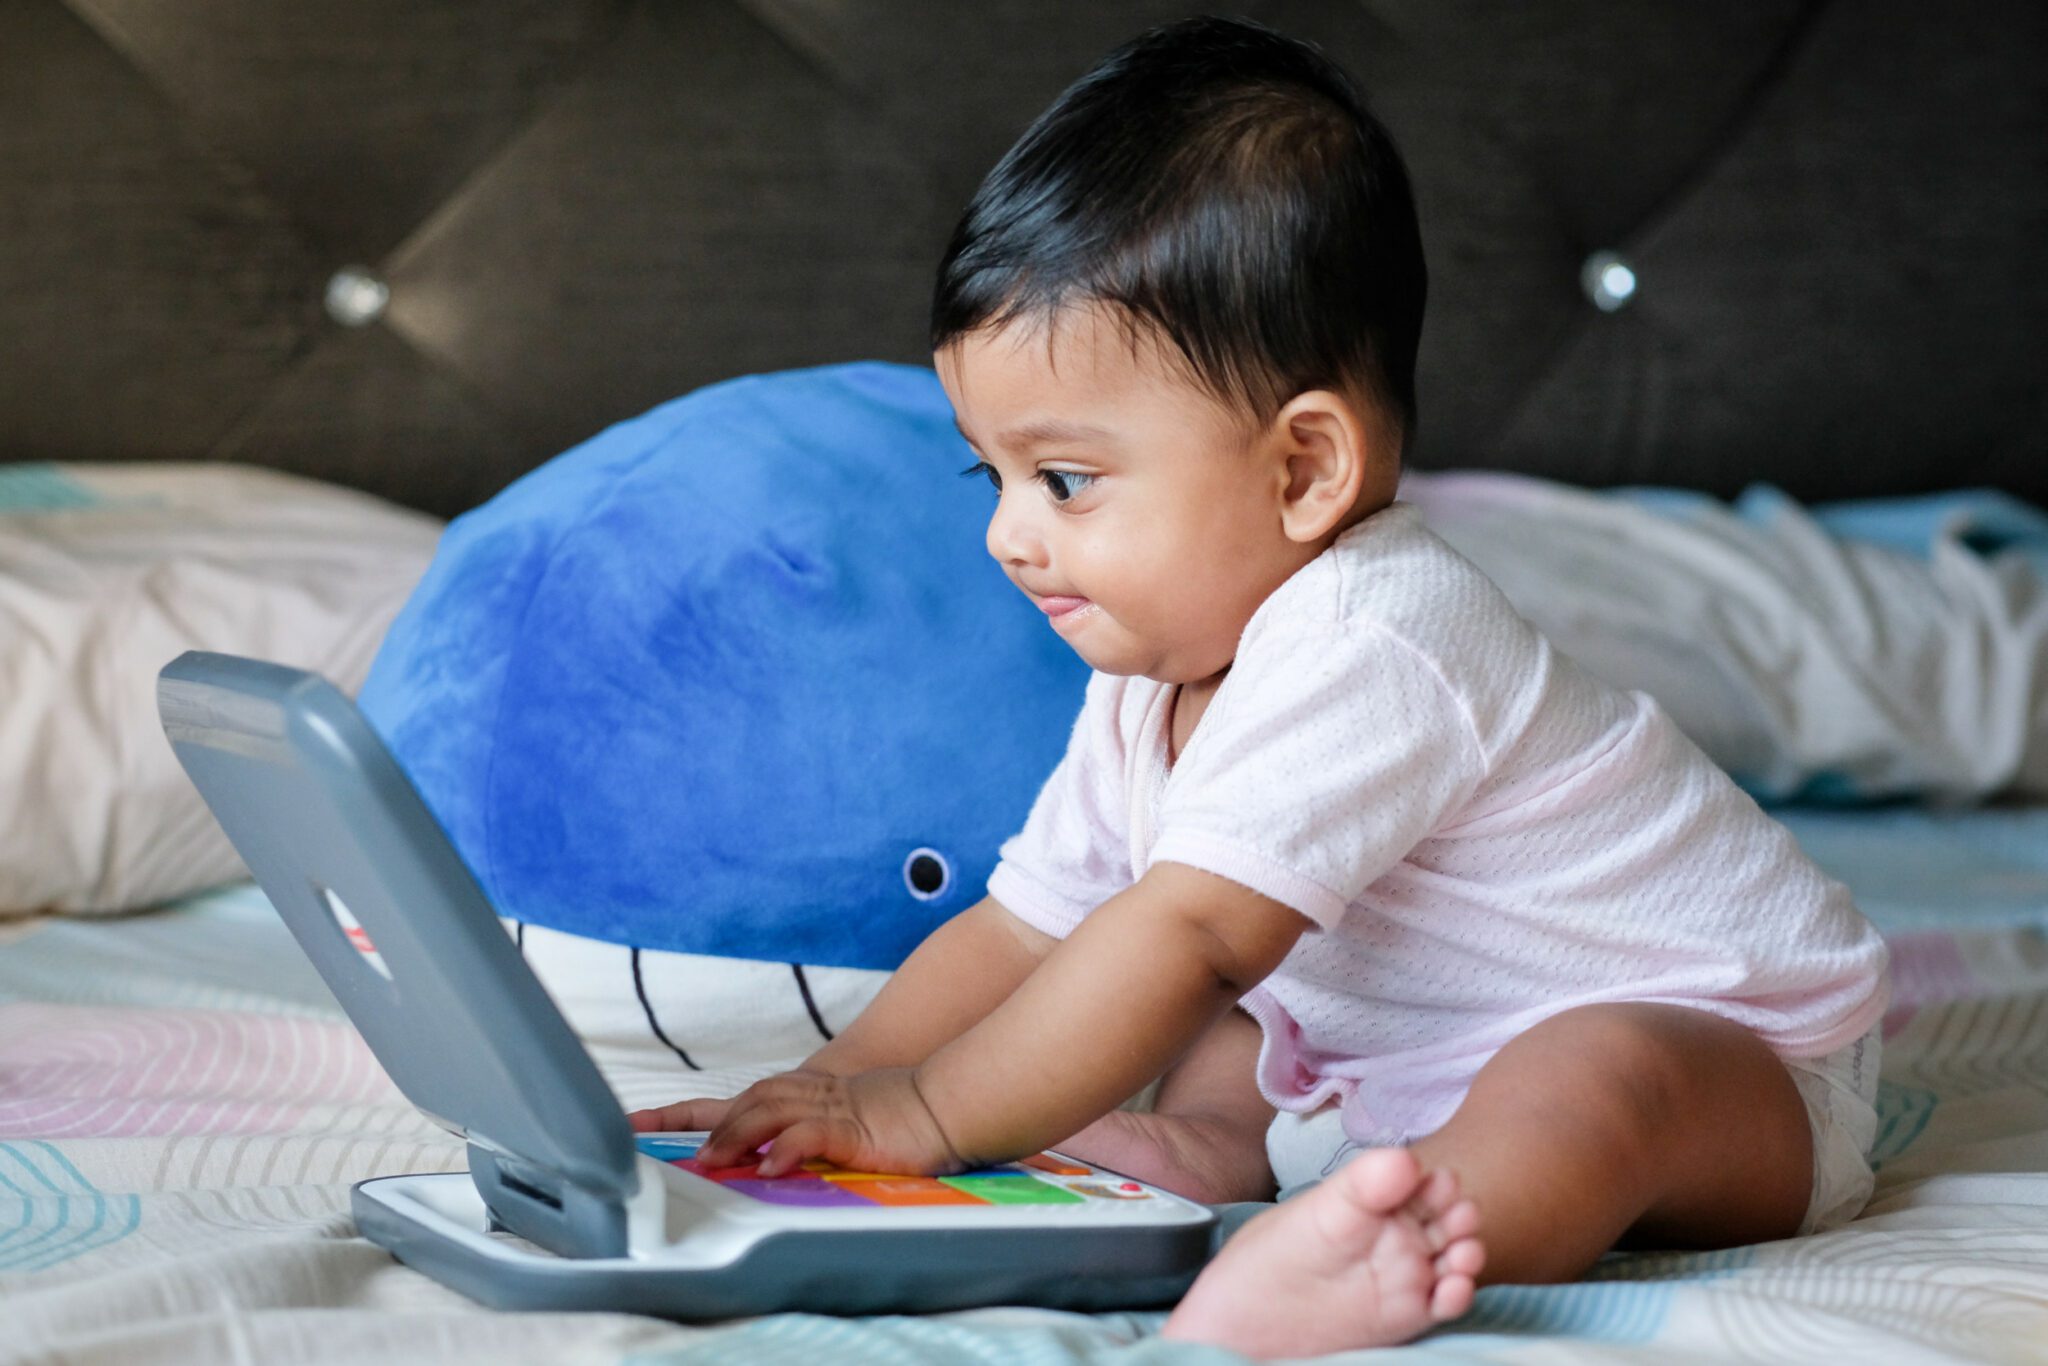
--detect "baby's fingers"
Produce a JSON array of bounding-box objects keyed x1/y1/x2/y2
[
  {"x1": 693, "y1": 1071, "x2": 841, "y2": 1166},
  {"x1": 699, "y1": 1099, "x2": 801, "y2": 1169},
  {"x1": 696, "y1": 1081, "x2": 823, "y2": 1163},
  {"x1": 756, "y1": 1120, "x2": 839, "y2": 1178},
  {"x1": 625, "y1": 1097, "x2": 731, "y2": 1134}
]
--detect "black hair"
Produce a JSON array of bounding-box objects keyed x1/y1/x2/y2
[{"x1": 930, "y1": 15, "x2": 1426, "y2": 449}]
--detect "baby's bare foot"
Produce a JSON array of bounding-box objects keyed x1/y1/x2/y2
[{"x1": 1162, "y1": 1147, "x2": 1485, "y2": 1358}]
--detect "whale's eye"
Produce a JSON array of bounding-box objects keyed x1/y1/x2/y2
[{"x1": 902, "y1": 848, "x2": 952, "y2": 901}]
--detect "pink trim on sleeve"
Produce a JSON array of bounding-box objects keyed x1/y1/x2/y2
[{"x1": 986, "y1": 862, "x2": 1090, "y2": 940}]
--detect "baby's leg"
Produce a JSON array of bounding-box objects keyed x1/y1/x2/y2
[
  {"x1": 1165, "y1": 1003, "x2": 1811, "y2": 1356},
  {"x1": 1404, "y1": 1001, "x2": 1813, "y2": 1282},
  {"x1": 1053, "y1": 1006, "x2": 1277, "y2": 1205}
]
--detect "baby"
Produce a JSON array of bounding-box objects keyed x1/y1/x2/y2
[{"x1": 632, "y1": 16, "x2": 1890, "y2": 1357}]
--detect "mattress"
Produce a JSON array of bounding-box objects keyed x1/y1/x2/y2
[{"x1": 5, "y1": 804, "x2": 2048, "y2": 1364}]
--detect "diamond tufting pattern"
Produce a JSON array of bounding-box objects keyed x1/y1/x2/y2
[{"x1": 0, "y1": 0, "x2": 2042, "y2": 515}]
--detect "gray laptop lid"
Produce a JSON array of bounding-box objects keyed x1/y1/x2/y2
[{"x1": 157, "y1": 652, "x2": 636, "y2": 1219}]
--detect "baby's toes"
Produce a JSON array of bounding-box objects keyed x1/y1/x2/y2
[
  {"x1": 1436, "y1": 1233, "x2": 1486, "y2": 1281},
  {"x1": 1426, "y1": 1231, "x2": 1486, "y2": 1323},
  {"x1": 1406, "y1": 1165, "x2": 1462, "y2": 1223},
  {"x1": 1429, "y1": 1265, "x2": 1478, "y2": 1322},
  {"x1": 1425, "y1": 1194, "x2": 1483, "y2": 1252},
  {"x1": 1347, "y1": 1147, "x2": 1427, "y2": 1211},
  {"x1": 1311, "y1": 1148, "x2": 1426, "y2": 1247}
]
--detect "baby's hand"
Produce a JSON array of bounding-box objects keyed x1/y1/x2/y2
[
  {"x1": 626, "y1": 1095, "x2": 732, "y2": 1134},
  {"x1": 683, "y1": 1067, "x2": 964, "y2": 1178}
]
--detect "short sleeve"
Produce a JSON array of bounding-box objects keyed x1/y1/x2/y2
[
  {"x1": 1151, "y1": 624, "x2": 1485, "y2": 929},
  {"x1": 986, "y1": 672, "x2": 1137, "y2": 938}
]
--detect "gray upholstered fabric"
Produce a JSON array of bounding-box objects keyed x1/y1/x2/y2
[{"x1": 0, "y1": 1, "x2": 2041, "y2": 514}]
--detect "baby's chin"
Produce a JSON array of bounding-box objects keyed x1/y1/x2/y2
[
  {"x1": 1058, "y1": 632, "x2": 1147, "y2": 678},
  {"x1": 1062, "y1": 629, "x2": 1214, "y2": 686}
]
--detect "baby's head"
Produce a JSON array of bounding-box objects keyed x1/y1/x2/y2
[{"x1": 931, "y1": 16, "x2": 1425, "y2": 686}]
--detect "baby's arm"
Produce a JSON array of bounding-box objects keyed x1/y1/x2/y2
[
  {"x1": 803, "y1": 895, "x2": 1056, "y2": 1075},
  {"x1": 691, "y1": 862, "x2": 1309, "y2": 1174},
  {"x1": 626, "y1": 894, "x2": 1053, "y2": 1131},
  {"x1": 915, "y1": 863, "x2": 1307, "y2": 1163}
]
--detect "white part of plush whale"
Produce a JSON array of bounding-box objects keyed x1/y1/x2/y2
[{"x1": 505, "y1": 917, "x2": 888, "y2": 1079}]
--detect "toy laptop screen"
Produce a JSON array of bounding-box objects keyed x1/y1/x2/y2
[{"x1": 156, "y1": 651, "x2": 640, "y2": 1207}]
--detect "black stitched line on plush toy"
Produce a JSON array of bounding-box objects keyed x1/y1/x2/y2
[
  {"x1": 514, "y1": 920, "x2": 525, "y2": 955},
  {"x1": 631, "y1": 947, "x2": 700, "y2": 1070},
  {"x1": 790, "y1": 964, "x2": 836, "y2": 1041}
]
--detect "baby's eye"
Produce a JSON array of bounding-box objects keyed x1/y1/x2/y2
[
  {"x1": 957, "y1": 460, "x2": 1001, "y2": 493},
  {"x1": 1037, "y1": 469, "x2": 1096, "y2": 504}
]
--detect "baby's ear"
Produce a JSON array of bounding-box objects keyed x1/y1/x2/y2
[{"x1": 1274, "y1": 389, "x2": 1377, "y2": 543}]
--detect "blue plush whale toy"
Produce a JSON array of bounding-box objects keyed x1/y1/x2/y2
[{"x1": 360, "y1": 362, "x2": 1088, "y2": 978}]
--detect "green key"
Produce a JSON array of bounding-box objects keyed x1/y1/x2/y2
[{"x1": 939, "y1": 1175, "x2": 1084, "y2": 1205}]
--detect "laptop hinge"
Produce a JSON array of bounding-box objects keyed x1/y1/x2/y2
[{"x1": 467, "y1": 1142, "x2": 627, "y2": 1258}]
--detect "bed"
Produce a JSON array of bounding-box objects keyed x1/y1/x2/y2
[
  {"x1": 7, "y1": 804, "x2": 2048, "y2": 1362},
  {"x1": 4, "y1": 1, "x2": 2046, "y2": 1362}
]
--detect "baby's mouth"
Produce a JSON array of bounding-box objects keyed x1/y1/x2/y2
[{"x1": 1036, "y1": 594, "x2": 1091, "y2": 619}]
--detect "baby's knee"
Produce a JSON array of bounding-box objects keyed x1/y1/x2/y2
[{"x1": 1490, "y1": 1004, "x2": 1769, "y2": 1150}]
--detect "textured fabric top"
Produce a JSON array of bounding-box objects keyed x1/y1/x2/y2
[{"x1": 989, "y1": 503, "x2": 1891, "y2": 1142}]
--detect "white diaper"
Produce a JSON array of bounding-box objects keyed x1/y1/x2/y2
[
  {"x1": 1782, "y1": 1024, "x2": 1882, "y2": 1235},
  {"x1": 1266, "y1": 1024, "x2": 1882, "y2": 1236}
]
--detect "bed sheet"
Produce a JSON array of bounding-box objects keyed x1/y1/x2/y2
[{"x1": 5, "y1": 807, "x2": 2048, "y2": 1364}]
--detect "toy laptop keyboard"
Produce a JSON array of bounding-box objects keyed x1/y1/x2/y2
[
  {"x1": 632, "y1": 1134, "x2": 1181, "y2": 1216},
  {"x1": 157, "y1": 652, "x2": 1215, "y2": 1318}
]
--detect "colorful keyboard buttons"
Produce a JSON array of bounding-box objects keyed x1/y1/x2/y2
[{"x1": 633, "y1": 1137, "x2": 1135, "y2": 1210}]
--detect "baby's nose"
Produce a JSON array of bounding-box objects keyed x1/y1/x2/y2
[{"x1": 985, "y1": 499, "x2": 1048, "y2": 569}]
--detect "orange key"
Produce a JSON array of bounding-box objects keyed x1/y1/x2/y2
[
  {"x1": 837, "y1": 1176, "x2": 984, "y2": 1206},
  {"x1": 803, "y1": 1161, "x2": 901, "y2": 1180},
  {"x1": 1021, "y1": 1153, "x2": 1092, "y2": 1177}
]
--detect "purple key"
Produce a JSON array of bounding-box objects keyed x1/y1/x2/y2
[{"x1": 722, "y1": 1177, "x2": 875, "y2": 1207}]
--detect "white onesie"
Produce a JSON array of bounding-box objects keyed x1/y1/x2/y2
[{"x1": 987, "y1": 502, "x2": 1891, "y2": 1148}]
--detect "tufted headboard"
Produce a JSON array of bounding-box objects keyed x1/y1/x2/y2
[{"x1": 2, "y1": 1, "x2": 2042, "y2": 516}]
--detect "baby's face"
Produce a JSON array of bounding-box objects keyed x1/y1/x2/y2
[{"x1": 936, "y1": 305, "x2": 1312, "y2": 685}]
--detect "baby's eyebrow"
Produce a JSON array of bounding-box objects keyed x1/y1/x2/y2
[{"x1": 953, "y1": 416, "x2": 1116, "y2": 450}]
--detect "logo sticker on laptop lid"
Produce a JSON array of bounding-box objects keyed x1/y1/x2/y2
[{"x1": 320, "y1": 884, "x2": 393, "y2": 980}]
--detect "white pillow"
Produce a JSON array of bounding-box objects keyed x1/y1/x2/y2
[
  {"x1": 0, "y1": 462, "x2": 442, "y2": 915},
  {"x1": 1405, "y1": 470, "x2": 2048, "y2": 802}
]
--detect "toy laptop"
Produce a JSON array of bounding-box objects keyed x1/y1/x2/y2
[{"x1": 157, "y1": 651, "x2": 1215, "y2": 1318}]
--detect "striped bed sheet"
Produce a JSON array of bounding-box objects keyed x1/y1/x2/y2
[{"x1": 5, "y1": 806, "x2": 2048, "y2": 1364}]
